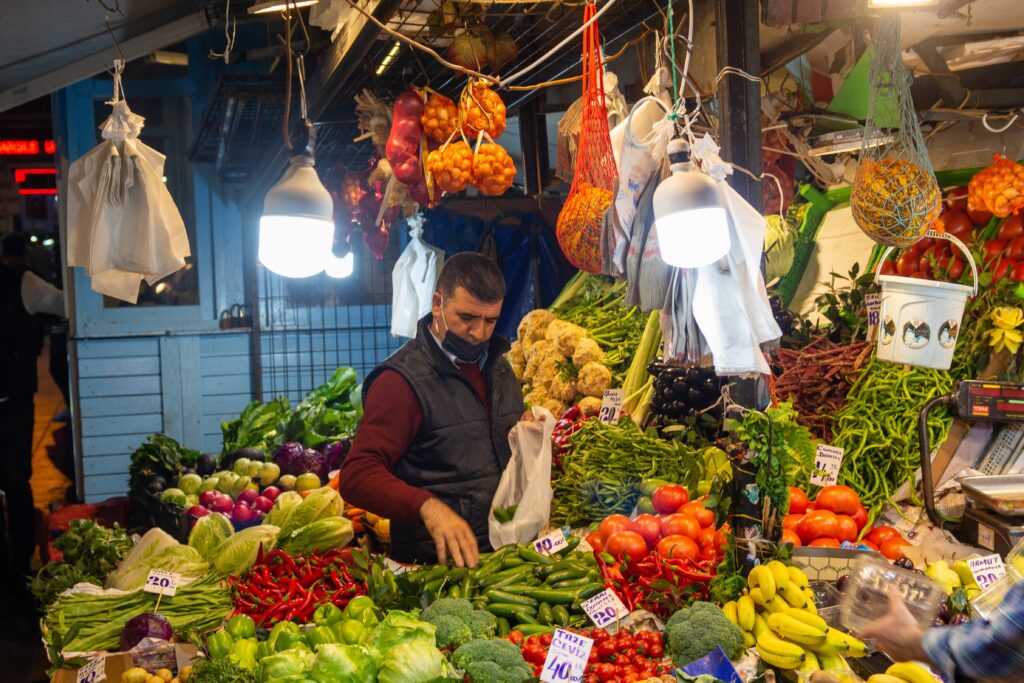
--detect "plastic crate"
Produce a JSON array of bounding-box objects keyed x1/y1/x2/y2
[
  {"x1": 772, "y1": 184, "x2": 835, "y2": 307},
  {"x1": 39, "y1": 498, "x2": 129, "y2": 563},
  {"x1": 791, "y1": 546, "x2": 878, "y2": 583}
]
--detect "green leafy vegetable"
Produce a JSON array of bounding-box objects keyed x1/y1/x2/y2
[
  {"x1": 188, "y1": 511, "x2": 235, "y2": 562},
  {"x1": 222, "y1": 398, "x2": 290, "y2": 454},
  {"x1": 29, "y1": 519, "x2": 133, "y2": 606},
  {"x1": 378, "y1": 640, "x2": 449, "y2": 683},
  {"x1": 309, "y1": 643, "x2": 379, "y2": 683}
]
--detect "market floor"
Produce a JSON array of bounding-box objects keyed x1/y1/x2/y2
[{"x1": 0, "y1": 345, "x2": 75, "y2": 683}]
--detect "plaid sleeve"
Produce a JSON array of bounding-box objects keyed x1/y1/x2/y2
[{"x1": 922, "y1": 581, "x2": 1024, "y2": 682}]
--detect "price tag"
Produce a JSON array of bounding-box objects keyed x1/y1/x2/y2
[
  {"x1": 978, "y1": 524, "x2": 996, "y2": 551},
  {"x1": 534, "y1": 531, "x2": 569, "y2": 556},
  {"x1": 865, "y1": 293, "x2": 881, "y2": 327},
  {"x1": 143, "y1": 569, "x2": 180, "y2": 597},
  {"x1": 810, "y1": 445, "x2": 845, "y2": 487},
  {"x1": 77, "y1": 656, "x2": 106, "y2": 683},
  {"x1": 540, "y1": 629, "x2": 594, "y2": 683},
  {"x1": 599, "y1": 389, "x2": 624, "y2": 424},
  {"x1": 968, "y1": 554, "x2": 1007, "y2": 590},
  {"x1": 383, "y1": 558, "x2": 410, "y2": 575},
  {"x1": 582, "y1": 589, "x2": 629, "y2": 628}
]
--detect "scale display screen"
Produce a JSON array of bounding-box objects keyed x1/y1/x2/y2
[{"x1": 955, "y1": 381, "x2": 1024, "y2": 421}]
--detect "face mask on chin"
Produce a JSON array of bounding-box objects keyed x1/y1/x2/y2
[{"x1": 435, "y1": 298, "x2": 489, "y2": 363}]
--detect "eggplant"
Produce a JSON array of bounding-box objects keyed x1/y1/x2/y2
[
  {"x1": 196, "y1": 453, "x2": 218, "y2": 476},
  {"x1": 769, "y1": 295, "x2": 783, "y2": 314},
  {"x1": 775, "y1": 310, "x2": 795, "y2": 335}
]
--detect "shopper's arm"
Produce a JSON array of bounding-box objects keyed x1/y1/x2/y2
[{"x1": 20, "y1": 271, "x2": 65, "y2": 317}]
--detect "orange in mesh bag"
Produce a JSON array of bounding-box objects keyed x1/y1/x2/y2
[
  {"x1": 969, "y1": 154, "x2": 1024, "y2": 218},
  {"x1": 555, "y1": 2, "x2": 617, "y2": 274}
]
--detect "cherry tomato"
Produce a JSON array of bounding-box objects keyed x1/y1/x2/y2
[
  {"x1": 629, "y1": 514, "x2": 662, "y2": 547},
  {"x1": 834, "y1": 515, "x2": 858, "y2": 543},
  {"x1": 781, "y1": 529, "x2": 802, "y2": 547},
  {"x1": 866, "y1": 525, "x2": 901, "y2": 546},
  {"x1": 534, "y1": 665, "x2": 544, "y2": 678},
  {"x1": 540, "y1": 633, "x2": 553, "y2": 647},
  {"x1": 809, "y1": 537, "x2": 841, "y2": 548},
  {"x1": 937, "y1": 209, "x2": 974, "y2": 237},
  {"x1": 617, "y1": 634, "x2": 637, "y2": 651},
  {"x1": 651, "y1": 485, "x2": 689, "y2": 514},
  {"x1": 656, "y1": 534, "x2": 699, "y2": 560},
  {"x1": 526, "y1": 635, "x2": 541, "y2": 648},
  {"x1": 879, "y1": 259, "x2": 898, "y2": 276},
  {"x1": 599, "y1": 514, "x2": 632, "y2": 542},
  {"x1": 880, "y1": 537, "x2": 910, "y2": 560},
  {"x1": 994, "y1": 258, "x2": 1016, "y2": 282},
  {"x1": 815, "y1": 485, "x2": 861, "y2": 515},
  {"x1": 660, "y1": 513, "x2": 700, "y2": 540},
  {"x1": 591, "y1": 628, "x2": 610, "y2": 643},
  {"x1": 984, "y1": 239, "x2": 1009, "y2": 265},
  {"x1": 523, "y1": 643, "x2": 546, "y2": 664},
  {"x1": 1012, "y1": 262, "x2": 1024, "y2": 283},
  {"x1": 939, "y1": 254, "x2": 965, "y2": 280},
  {"x1": 968, "y1": 206, "x2": 992, "y2": 227},
  {"x1": 788, "y1": 487, "x2": 809, "y2": 514},
  {"x1": 896, "y1": 251, "x2": 919, "y2": 276},
  {"x1": 1008, "y1": 235, "x2": 1024, "y2": 261},
  {"x1": 595, "y1": 663, "x2": 617, "y2": 682},
  {"x1": 796, "y1": 509, "x2": 839, "y2": 544},
  {"x1": 647, "y1": 643, "x2": 663, "y2": 658},
  {"x1": 945, "y1": 189, "x2": 968, "y2": 212},
  {"x1": 507, "y1": 630, "x2": 524, "y2": 646},
  {"x1": 999, "y1": 215, "x2": 1024, "y2": 241},
  {"x1": 783, "y1": 513, "x2": 804, "y2": 530},
  {"x1": 851, "y1": 505, "x2": 868, "y2": 531},
  {"x1": 597, "y1": 639, "x2": 617, "y2": 660},
  {"x1": 679, "y1": 500, "x2": 715, "y2": 528},
  {"x1": 919, "y1": 254, "x2": 935, "y2": 279}
]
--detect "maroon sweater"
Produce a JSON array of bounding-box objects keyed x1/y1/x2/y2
[{"x1": 339, "y1": 364, "x2": 490, "y2": 524}]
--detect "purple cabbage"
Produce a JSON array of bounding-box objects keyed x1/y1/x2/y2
[
  {"x1": 274, "y1": 441, "x2": 329, "y2": 479},
  {"x1": 120, "y1": 612, "x2": 173, "y2": 650}
]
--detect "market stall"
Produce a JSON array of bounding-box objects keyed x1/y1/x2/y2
[{"x1": 15, "y1": 0, "x2": 1024, "y2": 682}]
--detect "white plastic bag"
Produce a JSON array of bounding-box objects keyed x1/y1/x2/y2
[
  {"x1": 489, "y1": 406, "x2": 556, "y2": 548},
  {"x1": 391, "y1": 214, "x2": 444, "y2": 338}
]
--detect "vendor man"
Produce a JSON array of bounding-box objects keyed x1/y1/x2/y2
[{"x1": 340, "y1": 253, "x2": 524, "y2": 568}]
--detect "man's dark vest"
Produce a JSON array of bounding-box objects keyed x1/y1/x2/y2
[
  {"x1": 363, "y1": 314, "x2": 523, "y2": 563},
  {"x1": 0, "y1": 264, "x2": 39, "y2": 398}
]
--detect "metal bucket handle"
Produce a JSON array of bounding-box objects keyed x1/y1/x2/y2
[{"x1": 875, "y1": 229, "x2": 979, "y2": 297}]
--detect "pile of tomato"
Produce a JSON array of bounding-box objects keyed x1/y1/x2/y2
[
  {"x1": 782, "y1": 485, "x2": 910, "y2": 560},
  {"x1": 584, "y1": 485, "x2": 727, "y2": 564},
  {"x1": 509, "y1": 628, "x2": 669, "y2": 682}
]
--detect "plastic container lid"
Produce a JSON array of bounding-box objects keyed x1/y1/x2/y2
[{"x1": 839, "y1": 554, "x2": 944, "y2": 633}]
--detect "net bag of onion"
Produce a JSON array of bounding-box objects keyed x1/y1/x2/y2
[
  {"x1": 850, "y1": 15, "x2": 940, "y2": 248},
  {"x1": 968, "y1": 154, "x2": 1024, "y2": 218},
  {"x1": 555, "y1": 2, "x2": 617, "y2": 273}
]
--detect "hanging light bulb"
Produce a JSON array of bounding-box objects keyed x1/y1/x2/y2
[
  {"x1": 324, "y1": 251, "x2": 355, "y2": 278},
  {"x1": 652, "y1": 138, "x2": 730, "y2": 268},
  {"x1": 258, "y1": 54, "x2": 335, "y2": 278}
]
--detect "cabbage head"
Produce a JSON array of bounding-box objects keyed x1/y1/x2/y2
[
  {"x1": 212, "y1": 524, "x2": 280, "y2": 578},
  {"x1": 259, "y1": 647, "x2": 315, "y2": 682},
  {"x1": 378, "y1": 640, "x2": 448, "y2": 683},
  {"x1": 309, "y1": 644, "x2": 378, "y2": 683},
  {"x1": 370, "y1": 610, "x2": 435, "y2": 653},
  {"x1": 188, "y1": 512, "x2": 233, "y2": 562}
]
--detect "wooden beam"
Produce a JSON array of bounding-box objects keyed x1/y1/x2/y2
[
  {"x1": 913, "y1": 41, "x2": 967, "y2": 107},
  {"x1": 761, "y1": 28, "x2": 837, "y2": 75},
  {"x1": 716, "y1": 0, "x2": 762, "y2": 210}
]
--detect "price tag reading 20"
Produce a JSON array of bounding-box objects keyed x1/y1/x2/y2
[
  {"x1": 534, "y1": 531, "x2": 569, "y2": 556},
  {"x1": 143, "y1": 569, "x2": 180, "y2": 597},
  {"x1": 540, "y1": 629, "x2": 594, "y2": 683},
  {"x1": 582, "y1": 589, "x2": 629, "y2": 628}
]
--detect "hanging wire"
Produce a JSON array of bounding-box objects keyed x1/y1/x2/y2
[
  {"x1": 282, "y1": 2, "x2": 295, "y2": 149},
  {"x1": 209, "y1": 0, "x2": 237, "y2": 63},
  {"x1": 104, "y1": 14, "x2": 126, "y2": 62}
]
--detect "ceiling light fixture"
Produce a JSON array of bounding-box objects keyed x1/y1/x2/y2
[
  {"x1": 248, "y1": 0, "x2": 318, "y2": 15},
  {"x1": 375, "y1": 42, "x2": 402, "y2": 77},
  {"x1": 867, "y1": 0, "x2": 938, "y2": 7},
  {"x1": 652, "y1": 139, "x2": 731, "y2": 268},
  {"x1": 324, "y1": 252, "x2": 355, "y2": 279}
]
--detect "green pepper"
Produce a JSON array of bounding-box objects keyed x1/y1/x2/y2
[
  {"x1": 343, "y1": 595, "x2": 378, "y2": 627},
  {"x1": 225, "y1": 614, "x2": 256, "y2": 640},
  {"x1": 228, "y1": 637, "x2": 259, "y2": 671},
  {"x1": 205, "y1": 630, "x2": 234, "y2": 660},
  {"x1": 269, "y1": 621, "x2": 302, "y2": 652},
  {"x1": 313, "y1": 603, "x2": 344, "y2": 627},
  {"x1": 332, "y1": 619, "x2": 369, "y2": 645},
  {"x1": 306, "y1": 625, "x2": 337, "y2": 649},
  {"x1": 257, "y1": 641, "x2": 274, "y2": 661}
]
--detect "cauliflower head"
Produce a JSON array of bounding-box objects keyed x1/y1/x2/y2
[
  {"x1": 541, "y1": 398, "x2": 567, "y2": 417},
  {"x1": 524, "y1": 386, "x2": 549, "y2": 409},
  {"x1": 546, "y1": 320, "x2": 586, "y2": 357},
  {"x1": 524, "y1": 341, "x2": 565, "y2": 382},
  {"x1": 518, "y1": 309, "x2": 556, "y2": 344},
  {"x1": 576, "y1": 362, "x2": 612, "y2": 398},
  {"x1": 572, "y1": 337, "x2": 605, "y2": 367},
  {"x1": 547, "y1": 371, "x2": 578, "y2": 402},
  {"x1": 508, "y1": 340, "x2": 526, "y2": 366},
  {"x1": 577, "y1": 396, "x2": 603, "y2": 416}
]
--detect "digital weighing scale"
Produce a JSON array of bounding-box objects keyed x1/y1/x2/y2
[{"x1": 920, "y1": 380, "x2": 1024, "y2": 556}]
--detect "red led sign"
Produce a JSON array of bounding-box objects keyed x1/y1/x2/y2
[{"x1": 0, "y1": 139, "x2": 56, "y2": 155}]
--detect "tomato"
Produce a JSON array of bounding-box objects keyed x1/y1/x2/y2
[
  {"x1": 617, "y1": 634, "x2": 637, "y2": 651},
  {"x1": 1009, "y1": 235, "x2": 1024, "y2": 261},
  {"x1": 591, "y1": 628, "x2": 610, "y2": 643},
  {"x1": 599, "y1": 514, "x2": 633, "y2": 542},
  {"x1": 788, "y1": 487, "x2": 809, "y2": 514},
  {"x1": 586, "y1": 531, "x2": 605, "y2": 553},
  {"x1": 1011, "y1": 262, "x2": 1024, "y2": 283},
  {"x1": 908, "y1": 271, "x2": 929, "y2": 280},
  {"x1": 680, "y1": 500, "x2": 715, "y2": 528},
  {"x1": 880, "y1": 537, "x2": 910, "y2": 560},
  {"x1": 660, "y1": 513, "x2": 700, "y2": 540},
  {"x1": 984, "y1": 239, "x2": 1009, "y2": 264},
  {"x1": 782, "y1": 513, "x2": 803, "y2": 530},
  {"x1": 541, "y1": 633, "x2": 553, "y2": 647},
  {"x1": 781, "y1": 529, "x2": 802, "y2": 547},
  {"x1": 968, "y1": 206, "x2": 993, "y2": 227},
  {"x1": 994, "y1": 258, "x2": 1016, "y2": 282},
  {"x1": 597, "y1": 639, "x2": 617, "y2": 660},
  {"x1": 595, "y1": 663, "x2": 617, "y2": 681},
  {"x1": 523, "y1": 643, "x2": 546, "y2": 664},
  {"x1": 937, "y1": 209, "x2": 974, "y2": 238},
  {"x1": 651, "y1": 485, "x2": 689, "y2": 514},
  {"x1": 606, "y1": 531, "x2": 650, "y2": 559},
  {"x1": 526, "y1": 635, "x2": 541, "y2": 647},
  {"x1": 859, "y1": 539, "x2": 880, "y2": 552},
  {"x1": 896, "y1": 251, "x2": 919, "y2": 276},
  {"x1": 866, "y1": 525, "x2": 901, "y2": 546},
  {"x1": 851, "y1": 504, "x2": 868, "y2": 531},
  {"x1": 918, "y1": 254, "x2": 935, "y2": 279},
  {"x1": 698, "y1": 527, "x2": 716, "y2": 550},
  {"x1": 879, "y1": 259, "x2": 897, "y2": 276},
  {"x1": 796, "y1": 509, "x2": 839, "y2": 544},
  {"x1": 629, "y1": 514, "x2": 663, "y2": 547},
  {"x1": 941, "y1": 255, "x2": 965, "y2": 280},
  {"x1": 945, "y1": 188, "x2": 968, "y2": 212},
  {"x1": 656, "y1": 534, "x2": 699, "y2": 560},
  {"x1": 999, "y1": 215, "x2": 1024, "y2": 241},
  {"x1": 508, "y1": 630, "x2": 524, "y2": 646},
  {"x1": 834, "y1": 515, "x2": 858, "y2": 543},
  {"x1": 809, "y1": 537, "x2": 840, "y2": 548},
  {"x1": 815, "y1": 485, "x2": 860, "y2": 515}
]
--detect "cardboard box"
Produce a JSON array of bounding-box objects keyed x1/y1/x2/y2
[
  {"x1": 50, "y1": 644, "x2": 198, "y2": 683},
  {"x1": 51, "y1": 653, "x2": 132, "y2": 683}
]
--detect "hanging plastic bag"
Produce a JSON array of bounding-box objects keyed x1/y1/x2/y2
[
  {"x1": 850, "y1": 15, "x2": 940, "y2": 247},
  {"x1": 391, "y1": 214, "x2": 445, "y2": 339},
  {"x1": 555, "y1": 3, "x2": 618, "y2": 274},
  {"x1": 488, "y1": 406, "x2": 556, "y2": 549}
]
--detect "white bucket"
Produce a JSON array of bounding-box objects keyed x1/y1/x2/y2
[{"x1": 875, "y1": 230, "x2": 978, "y2": 370}]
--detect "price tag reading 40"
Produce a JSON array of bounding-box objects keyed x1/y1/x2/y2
[
  {"x1": 540, "y1": 629, "x2": 594, "y2": 683},
  {"x1": 534, "y1": 531, "x2": 569, "y2": 556},
  {"x1": 599, "y1": 389, "x2": 624, "y2": 424},
  {"x1": 582, "y1": 589, "x2": 629, "y2": 628},
  {"x1": 143, "y1": 569, "x2": 180, "y2": 597},
  {"x1": 76, "y1": 656, "x2": 106, "y2": 683}
]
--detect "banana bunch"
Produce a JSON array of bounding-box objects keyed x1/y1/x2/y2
[
  {"x1": 723, "y1": 561, "x2": 869, "y2": 673},
  {"x1": 867, "y1": 662, "x2": 938, "y2": 683}
]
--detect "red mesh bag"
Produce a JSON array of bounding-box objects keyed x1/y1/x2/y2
[{"x1": 555, "y1": 3, "x2": 616, "y2": 273}]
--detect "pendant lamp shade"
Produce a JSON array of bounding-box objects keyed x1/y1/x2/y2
[
  {"x1": 258, "y1": 154, "x2": 335, "y2": 278},
  {"x1": 325, "y1": 251, "x2": 355, "y2": 279}
]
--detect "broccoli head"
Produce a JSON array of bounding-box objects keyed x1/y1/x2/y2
[
  {"x1": 467, "y1": 609, "x2": 498, "y2": 638},
  {"x1": 420, "y1": 599, "x2": 497, "y2": 649},
  {"x1": 665, "y1": 602, "x2": 744, "y2": 666},
  {"x1": 452, "y1": 639, "x2": 533, "y2": 683},
  {"x1": 433, "y1": 614, "x2": 474, "y2": 649}
]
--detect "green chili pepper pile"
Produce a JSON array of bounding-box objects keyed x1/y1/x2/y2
[
  {"x1": 831, "y1": 358, "x2": 954, "y2": 520},
  {"x1": 552, "y1": 419, "x2": 713, "y2": 526}
]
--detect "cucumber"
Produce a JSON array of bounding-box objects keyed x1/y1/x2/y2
[
  {"x1": 552, "y1": 605, "x2": 570, "y2": 627},
  {"x1": 517, "y1": 546, "x2": 554, "y2": 565},
  {"x1": 486, "y1": 590, "x2": 539, "y2": 608},
  {"x1": 486, "y1": 603, "x2": 537, "y2": 619},
  {"x1": 513, "y1": 610, "x2": 540, "y2": 625},
  {"x1": 544, "y1": 568, "x2": 588, "y2": 585},
  {"x1": 514, "y1": 624, "x2": 556, "y2": 636},
  {"x1": 574, "y1": 583, "x2": 607, "y2": 600},
  {"x1": 479, "y1": 564, "x2": 534, "y2": 589},
  {"x1": 521, "y1": 588, "x2": 578, "y2": 605},
  {"x1": 557, "y1": 536, "x2": 581, "y2": 556},
  {"x1": 550, "y1": 576, "x2": 591, "y2": 589},
  {"x1": 537, "y1": 602, "x2": 553, "y2": 625},
  {"x1": 496, "y1": 617, "x2": 511, "y2": 637},
  {"x1": 502, "y1": 555, "x2": 527, "y2": 569}
]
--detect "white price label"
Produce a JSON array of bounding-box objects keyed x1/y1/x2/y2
[
  {"x1": 978, "y1": 524, "x2": 996, "y2": 551},
  {"x1": 968, "y1": 554, "x2": 1007, "y2": 590},
  {"x1": 383, "y1": 558, "x2": 410, "y2": 575},
  {"x1": 534, "y1": 531, "x2": 569, "y2": 556},
  {"x1": 810, "y1": 445, "x2": 845, "y2": 488},
  {"x1": 540, "y1": 629, "x2": 594, "y2": 683},
  {"x1": 599, "y1": 389, "x2": 625, "y2": 424},
  {"x1": 865, "y1": 293, "x2": 882, "y2": 327},
  {"x1": 77, "y1": 656, "x2": 106, "y2": 683},
  {"x1": 582, "y1": 589, "x2": 629, "y2": 628},
  {"x1": 143, "y1": 569, "x2": 180, "y2": 597}
]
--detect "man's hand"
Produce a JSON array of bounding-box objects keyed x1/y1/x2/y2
[
  {"x1": 419, "y1": 497, "x2": 480, "y2": 568},
  {"x1": 859, "y1": 589, "x2": 930, "y2": 663}
]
